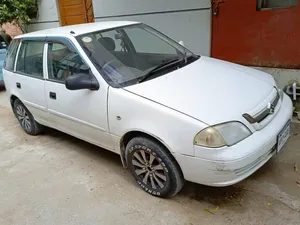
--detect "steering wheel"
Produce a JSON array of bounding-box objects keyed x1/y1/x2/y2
[{"x1": 51, "y1": 60, "x2": 61, "y2": 78}]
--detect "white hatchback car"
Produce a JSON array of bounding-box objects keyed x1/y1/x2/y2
[{"x1": 3, "y1": 21, "x2": 293, "y2": 197}]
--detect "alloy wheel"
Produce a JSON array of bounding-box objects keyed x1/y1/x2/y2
[
  {"x1": 16, "y1": 105, "x2": 31, "y2": 132},
  {"x1": 132, "y1": 149, "x2": 167, "y2": 190}
]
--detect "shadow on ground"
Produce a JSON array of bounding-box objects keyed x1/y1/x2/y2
[{"x1": 43, "y1": 127, "x2": 250, "y2": 207}]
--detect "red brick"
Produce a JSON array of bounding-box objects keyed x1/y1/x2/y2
[{"x1": 1, "y1": 23, "x2": 22, "y2": 38}]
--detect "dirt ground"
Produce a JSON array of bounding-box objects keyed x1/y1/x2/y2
[{"x1": 0, "y1": 90, "x2": 299, "y2": 225}]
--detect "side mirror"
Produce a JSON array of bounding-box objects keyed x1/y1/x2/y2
[
  {"x1": 179, "y1": 40, "x2": 185, "y2": 47},
  {"x1": 65, "y1": 73, "x2": 99, "y2": 91}
]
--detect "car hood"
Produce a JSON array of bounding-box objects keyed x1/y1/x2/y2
[{"x1": 124, "y1": 56, "x2": 275, "y2": 125}]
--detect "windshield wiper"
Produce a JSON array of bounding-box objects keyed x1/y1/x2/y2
[
  {"x1": 177, "y1": 54, "x2": 200, "y2": 68},
  {"x1": 138, "y1": 58, "x2": 182, "y2": 83}
]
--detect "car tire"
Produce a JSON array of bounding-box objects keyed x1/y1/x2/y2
[
  {"x1": 125, "y1": 136, "x2": 184, "y2": 198},
  {"x1": 13, "y1": 99, "x2": 43, "y2": 135},
  {"x1": 0, "y1": 81, "x2": 5, "y2": 91}
]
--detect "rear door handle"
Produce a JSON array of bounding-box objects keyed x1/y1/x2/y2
[
  {"x1": 49, "y1": 92, "x2": 56, "y2": 100},
  {"x1": 16, "y1": 82, "x2": 21, "y2": 89}
]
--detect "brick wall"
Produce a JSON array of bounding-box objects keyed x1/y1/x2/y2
[{"x1": 1, "y1": 23, "x2": 22, "y2": 37}]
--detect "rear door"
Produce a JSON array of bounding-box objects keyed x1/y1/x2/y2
[
  {"x1": 13, "y1": 39, "x2": 48, "y2": 124},
  {"x1": 2, "y1": 39, "x2": 20, "y2": 88}
]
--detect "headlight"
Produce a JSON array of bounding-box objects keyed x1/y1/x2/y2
[{"x1": 194, "y1": 122, "x2": 252, "y2": 148}]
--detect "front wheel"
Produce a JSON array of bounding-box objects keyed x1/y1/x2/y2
[{"x1": 125, "y1": 137, "x2": 184, "y2": 198}]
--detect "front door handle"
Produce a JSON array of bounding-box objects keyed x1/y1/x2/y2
[
  {"x1": 16, "y1": 82, "x2": 21, "y2": 89},
  {"x1": 49, "y1": 92, "x2": 56, "y2": 100}
]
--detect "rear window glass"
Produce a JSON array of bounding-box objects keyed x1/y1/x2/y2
[
  {"x1": 4, "y1": 39, "x2": 20, "y2": 71},
  {"x1": 16, "y1": 41, "x2": 44, "y2": 77}
]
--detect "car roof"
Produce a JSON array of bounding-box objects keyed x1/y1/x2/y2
[{"x1": 16, "y1": 21, "x2": 141, "y2": 38}]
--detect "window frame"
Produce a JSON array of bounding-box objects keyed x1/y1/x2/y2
[
  {"x1": 3, "y1": 39, "x2": 21, "y2": 72},
  {"x1": 257, "y1": 0, "x2": 298, "y2": 10},
  {"x1": 14, "y1": 37, "x2": 46, "y2": 80},
  {"x1": 45, "y1": 36, "x2": 91, "y2": 84}
]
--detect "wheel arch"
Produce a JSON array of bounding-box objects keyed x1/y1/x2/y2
[
  {"x1": 10, "y1": 94, "x2": 19, "y2": 108},
  {"x1": 119, "y1": 130, "x2": 175, "y2": 168}
]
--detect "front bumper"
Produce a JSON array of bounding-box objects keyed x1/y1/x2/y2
[{"x1": 174, "y1": 94, "x2": 293, "y2": 186}]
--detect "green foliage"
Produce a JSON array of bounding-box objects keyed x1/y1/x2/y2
[{"x1": 0, "y1": 0, "x2": 38, "y2": 32}]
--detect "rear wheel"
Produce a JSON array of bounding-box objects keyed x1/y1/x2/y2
[
  {"x1": 126, "y1": 137, "x2": 184, "y2": 198},
  {"x1": 0, "y1": 81, "x2": 5, "y2": 90},
  {"x1": 13, "y1": 99, "x2": 43, "y2": 135}
]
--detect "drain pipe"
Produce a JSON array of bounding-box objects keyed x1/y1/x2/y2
[
  {"x1": 293, "y1": 82, "x2": 297, "y2": 101},
  {"x1": 291, "y1": 82, "x2": 300, "y2": 121}
]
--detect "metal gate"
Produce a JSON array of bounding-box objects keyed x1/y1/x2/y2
[{"x1": 211, "y1": 0, "x2": 300, "y2": 68}]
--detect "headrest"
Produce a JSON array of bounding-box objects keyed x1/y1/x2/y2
[{"x1": 98, "y1": 37, "x2": 116, "y2": 51}]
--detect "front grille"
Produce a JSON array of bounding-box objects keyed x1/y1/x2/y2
[
  {"x1": 243, "y1": 89, "x2": 280, "y2": 124},
  {"x1": 253, "y1": 91, "x2": 280, "y2": 123}
]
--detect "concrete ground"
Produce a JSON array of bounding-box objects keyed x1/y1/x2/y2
[{"x1": 0, "y1": 91, "x2": 299, "y2": 225}]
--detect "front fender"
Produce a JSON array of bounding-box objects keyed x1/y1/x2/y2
[{"x1": 108, "y1": 88, "x2": 207, "y2": 156}]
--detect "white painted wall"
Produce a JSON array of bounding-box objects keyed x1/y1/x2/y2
[
  {"x1": 28, "y1": 22, "x2": 60, "y2": 32},
  {"x1": 93, "y1": 0, "x2": 210, "y2": 17},
  {"x1": 254, "y1": 67, "x2": 300, "y2": 89},
  {"x1": 33, "y1": 0, "x2": 59, "y2": 22},
  {"x1": 28, "y1": 0, "x2": 60, "y2": 32},
  {"x1": 93, "y1": 0, "x2": 212, "y2": 56}
]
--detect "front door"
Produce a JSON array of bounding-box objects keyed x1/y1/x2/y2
[
  {"x1": 212, "y1": 0, "x2": 300, "y2": 68},
  {"x1": 44, "y1": 39, "x2": 113, "y2": 151}
]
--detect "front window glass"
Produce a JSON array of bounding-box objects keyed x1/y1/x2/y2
[
  {"x1": 47, "y1": 43, "x2": 89, "y2": 82},
  {"x1": 76, "y1": 24, "x2": 199, "y2": 87}
]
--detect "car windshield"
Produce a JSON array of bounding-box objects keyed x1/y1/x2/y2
[{"x1": 76, "y1": 23, "x2": 199, "y2": 87}]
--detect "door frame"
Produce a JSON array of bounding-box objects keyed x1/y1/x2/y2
[
  {"x1": 10, "y1": 37, "x2": 49, "y2": 125},
  {"x1": 43, "y1": 35, "x2": 115, "y2": 151}
]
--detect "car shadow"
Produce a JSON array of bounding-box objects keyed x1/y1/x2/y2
[
  {"x1": 178, "y1": 181, "x2": 246, "y2": 207},
  {"x1": 44, "y1": 127, "x2": 122, "y2": 165},
  {"x1": 43, "y1": 127, "x2": 247, "y2": 204},
  {"x1": 43, "y1": 126, "x2": 135, "y2": 180},
  {"x1": 177, "y1": 157, "x2": 285, "y2": 207}
]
